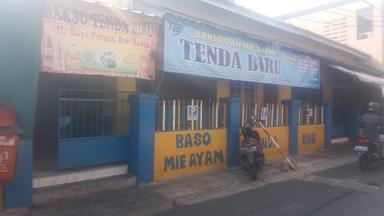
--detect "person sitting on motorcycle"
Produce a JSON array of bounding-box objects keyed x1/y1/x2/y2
[{"x1": 360, "y1": 102, "x2": 384, "y2": 155}]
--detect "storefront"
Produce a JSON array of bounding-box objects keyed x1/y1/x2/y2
[
  {"x1": 2, "y1": 0, "x2": 379, "y2": 210},
  {"x1": 33, "y1": 0, "x2": 160, "y2": 186},
  {"x1": 151, "y1": 14, "x2": 323, "y2": 181},
  {"x1": 328, "y1": 64, "x2": 384, "y2": 145}
]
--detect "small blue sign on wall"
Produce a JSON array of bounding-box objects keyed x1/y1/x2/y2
[
  {"x1": 187, "y1": 105, "x2": 199, "y2": 121},
  {"x1": 260, "y1": 107, "x2": 268, "y2": 121},
  {"x1": 164, "y1": 14, "x2": 320, "y2": 89}
]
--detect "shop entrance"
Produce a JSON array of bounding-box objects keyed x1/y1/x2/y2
[
  {"x1": 33, "y1": 73, "x2": 132, "y2": 186},
  {"x1": 154, "y1": 72, "x2": 217, "y2": 100},
  {"x1": 152, "y1": 73, "x2": 228, "y2": 181},
  {"x1": 154, "y1": 72, "x2": 223, "y2": 131},
  {"x1": 332, "y1": 71, "x2": 381, "y2": 142},
  {"x1": 57, "y1": 88, "x2": 130, "y2": 169}
]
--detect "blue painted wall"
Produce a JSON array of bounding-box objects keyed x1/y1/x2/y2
[
  {"x1": 283, "y1": 100, "x2": 300, "y2": 156},
  {"x1": 4, "y1": 140, "x2": 33, "y2": 209},
  {"x1": 128, "y1": 94, "x2": 158, "y2": 183},
  {"x1": 324, "y1": 103, "x2": 333, "y2": 149},
  {"x1": 58, "y1": 136, "x2": 129, "y2": 169},
  {"x1": 0, "y1": 0, "x2": 42, "y2": 135},
  {"x1": 0, "y1": 0, "x2": 42, "y2": 208},
  {"x1": 224, "y1": 97, "x2": 241, "y2": 167},
  {"x1": 332, "y1": 104, "x2": 348, "y2": 138},
  {"x1": 332, "y1": 122, "x2": 348, "y2": 138},
  {"x1": 347, "y1": 105, "x2": 360, "y2": 142}
]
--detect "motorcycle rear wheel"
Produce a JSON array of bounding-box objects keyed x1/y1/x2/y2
[
  {"x1": 359, "y1": 154, "x2": 372, "y2": 171},
  {"x1": 250, "y1": 163, "x2": 258, "y2": 180}
]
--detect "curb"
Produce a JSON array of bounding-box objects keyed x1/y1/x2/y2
[
  {"x1": 166, "y1": 154, "x2": 357, "y2": 206},
  {"x1": 32, "y1": 175, "x2": 137, "y2": 206}
]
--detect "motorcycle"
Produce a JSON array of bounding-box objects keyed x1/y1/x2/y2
[
  {"x1": 240, "y1": 116, "x2": 265, "y2": 180},
  {"x1": 354, "y1": 135, "x2": 384, "y2": 171}
]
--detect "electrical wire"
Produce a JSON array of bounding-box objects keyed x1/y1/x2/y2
[
  {"x1": 323, "y1": 8, "x2": 384, "y2": 24},
  {"x1": 334, "y1": 7, "x2": 384, "y2": 20},
  {"x1": 286, "y1": 0, "x2": 384, "y2": 25},
  {"x1": 152, "y1": 70, "x2": 166, "y2": 99},
  {"x1": 323, "y1": 8, "x2": 356, "y2": 18},
  {"x1": 289, "y1": 1, "x2": 384, "y2": 26},
  {"x1": 295, "y1": 17, "x2": 384, "y2": 27},
  {"x1": 363, "y1": 0, "x2": 384, "y2": 14},
  {"x1": 333, "y1": 7, "x2": 355, "y2": 15}
]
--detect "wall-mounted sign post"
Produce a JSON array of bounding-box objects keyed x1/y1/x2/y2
[
  {"x1": 260, "y1": 107, "x2": 268, "y2": 121},
  {"x1": 306, "y1": 108, "x2": 313, "y2": 117}
]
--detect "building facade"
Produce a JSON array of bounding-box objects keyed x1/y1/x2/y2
[
  {"x1": 278, "y1": 0, "x2": 384, "y2": 143},
  {"x1": 1, "y1": 0, "x2": 382, "y2": 210},
  {"x1": 281, "y1": 0, "x2": 384, "y2": 70}
]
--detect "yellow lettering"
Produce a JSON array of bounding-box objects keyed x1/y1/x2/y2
[
  {"x1": 194, "y1": 29, "x2": 201, "y2": 39},
  {"x1": 200, "y1": 31, "x2": 206, "y2": 40},
  {"x1": 207, "y1": 33, "x2": 214, "y2": 42}
]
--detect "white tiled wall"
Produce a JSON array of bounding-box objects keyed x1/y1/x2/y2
[{"x1": 33, "y1": 164, "x2": 128, "y2": 189}]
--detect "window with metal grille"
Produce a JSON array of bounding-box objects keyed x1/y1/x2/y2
[
  {"x1": 263, "y1": 84, "x2": 278, "y2": 103},
  {"x1": 230, "y1": 81, "x2": 257, "y2": 102},
  {"x1": 356, "y1": 7, "x2": 373, "y2": 40}
]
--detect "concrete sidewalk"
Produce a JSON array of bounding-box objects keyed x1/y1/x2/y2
[
  {"x1": 1, "y1": 146, "x2": 356, "y2": 216},
  {"x1": 152, "y1": 146, "x2": 356, "y2": 206}
]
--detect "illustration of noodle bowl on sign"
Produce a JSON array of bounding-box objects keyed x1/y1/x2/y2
[
  {"x1": 98, "y1": 49, "x2": 121, "y2": 69},
  {"x1": 138, "y1": 55, "x2": 155, "y2": 79},
  {"x1": 65, "y1": 43, "x2": 82, "y2": 72}
]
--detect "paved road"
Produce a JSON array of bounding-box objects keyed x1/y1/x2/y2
[
  {"x1": 156, "y1": 162, "x2": 384, "y2": 216},
  {"x1": 5, "y1": 161, "x2": 384, "y2": 216}
]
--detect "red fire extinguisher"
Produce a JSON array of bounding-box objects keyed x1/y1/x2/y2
[{"x1": 0, "y1": 101, "x2": 19, "y2": 184}]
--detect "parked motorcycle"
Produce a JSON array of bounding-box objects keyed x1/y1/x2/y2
[
  {"x1": 354, "y1": 135, "x2": 384, "y2": 171},
  {"x1": 240, "y1": 116, "x2": 265, "y2": 180}
]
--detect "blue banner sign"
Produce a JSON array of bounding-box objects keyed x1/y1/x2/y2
[{"x1": 164, "y1": 15, "x2": 320, "y2": 88}]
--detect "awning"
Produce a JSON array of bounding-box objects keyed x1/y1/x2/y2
[{"x1": 330, "y1": 64, "x2": 384, "y2": 96}]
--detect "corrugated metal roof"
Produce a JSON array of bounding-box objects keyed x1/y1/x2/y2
[
  {"x1": 275, "y1": 0, "x2": 362, "y2": 20},
  {"x1": 137, "y1": 0, "x2": 384, "y2": 76},
  {"x1": 199, "y1": 0, "x2": 369, "y2": 60}
]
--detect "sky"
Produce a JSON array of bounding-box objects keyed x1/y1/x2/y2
[{"x1": 235, "y1": 0, "x2": 339, "y2": 17}]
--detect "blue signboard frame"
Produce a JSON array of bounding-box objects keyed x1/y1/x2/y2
[{"x1": 163, "y1": 14, "x2": 320, "y2": 89}]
